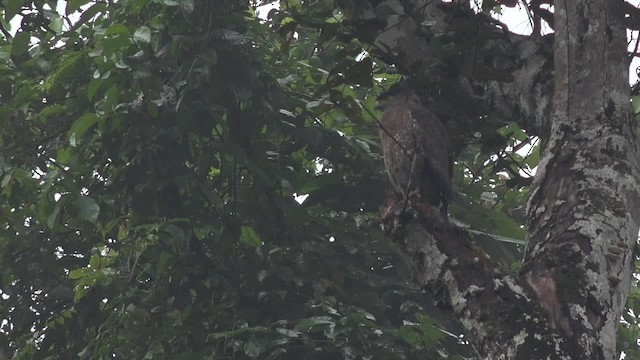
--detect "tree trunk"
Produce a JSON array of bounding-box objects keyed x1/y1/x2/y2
[
  {"x1": 338, "y1": 0, "x2": 640, "y2": 358},
  {"x1": 524, "y1": 0, "x2": 640, "y2": 358}
]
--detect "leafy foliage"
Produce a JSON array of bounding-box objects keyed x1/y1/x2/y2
[{"x1": 0, "y1": 0, "x2": 635, "y2": 359}]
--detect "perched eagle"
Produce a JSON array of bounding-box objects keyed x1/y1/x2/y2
[{"x1": 377, "y1": 83, "x2": 452, "y2": 217}]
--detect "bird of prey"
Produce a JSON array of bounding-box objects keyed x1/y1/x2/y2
[{"x1": 376, "y1": 83, "x2": 452, "y2": 217}]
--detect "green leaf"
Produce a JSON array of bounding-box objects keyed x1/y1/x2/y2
[
  {"x1": 633, "y1": 95, "x2": 640, "y2": 115},
  {"x1": 11, "y1": 31, "x2": 30, "y2": 59},
  {"x1": 105, "y1": 23, "x2": 130, "y2": 36},
  {"x1": 157, "y1": 252, "x2": 172, "y2": 273},
  {"x1": 74, "y1": 3, "x2": 106, "y2": 27},
  {"x1": 275, "y1": 328, "x2": 301, "y2": 338},
  {"x1": 73, "y1": 196, "x2": 100, "y2": 223},
  {"x1": 69, "y1": 113, "x2": 99, "y2": 143},
  {"x1": 5, "y1": 0, "x2": 25, "y2": 21},
  {"x1": 69, "y1": 268, "x2": 86, "y2": 280},
  {"x1": 240, "y1": 226, "x2": 261, "y2": 247},
  {"x1": 133, "y1": 26, "x2": 151, "y2": 43},
  {"x1": 498, "y1": 122, "x2": 527, "y2": 141},
  {"x1": 12, "y1": 85, "x2": 33, "y2": 107},
  {"x1": 66, "y1": 0, "x2": 92, "y2": 14},
  {"x1": 208, "y1": 326, "x2": 269, "y2": 340},
  {"x1": 117, "y1": 224, "x2": 128, "y2": 241},
  {"x1": 198, "y1": 183, "x2": 224, "y2": 209},
  {"x1": 125, "y1": 0, "x2": 152, "y2": 13},
  {"x1": 0, "y1": 45, "x2": 10, "y2": 62},
  {"x1": 295, "y1": 316, "x2": 335, "y2": 332},
  {"x1": 399, "y1": 326, "x2": 420, "y2": 347},
  {"x1": 243, "y1": 338, "x2": 263, "y2": 358},
  {"x1": 160, "y1": 0, "x2": 193, "y2": 7},
  {"x1": 87, "y1": 78, "x2": 107, "y2": 102},
  {"x1": 103, "y1": 85, "x2": 120, "y2": 111},
  {"x1": 525, "y1": 142, "x2": 540, "y2": 168},
  {"x1": 43, "y1": 8, "x2": 63, "y2": 33},
  {"x1": 100, "y1": 218, "x2": 120, "y2": 237},
  {"x1": 40, "y1": 104, "x2": 66, "y2": 119},
  {"x1": 47, "y1": 203, "x2": 62, "y2": 229},
  {"x1": 89, "y1": 254, "x2": 100, "y2": 268},
  {"x1": 73, "y1": 283, "x2": 90, "y2": 302}
]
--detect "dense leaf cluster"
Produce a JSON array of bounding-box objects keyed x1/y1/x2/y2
[
  {"x1": 1, "y1": 0, "x2": 635, "y2": 359},
  {"x1": 0, "y1": 0, "x2": 467, "y2": 358}
]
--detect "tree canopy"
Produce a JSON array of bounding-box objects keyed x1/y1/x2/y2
[{"x1": 0, "y1": 0, "x2": 639, "y2": 359}]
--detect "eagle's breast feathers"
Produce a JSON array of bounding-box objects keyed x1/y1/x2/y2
[{"x1": 377, "y1": 87, "x2": 451, "y2": 217}]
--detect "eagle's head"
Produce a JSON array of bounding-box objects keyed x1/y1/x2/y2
[{"x1": 375, "y1": 82, "x2": 421, "y2": 111}]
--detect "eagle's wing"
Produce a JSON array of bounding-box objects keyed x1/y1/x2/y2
[{"x1": 409, "y1": 106, "x2": 452, "y2": 214}]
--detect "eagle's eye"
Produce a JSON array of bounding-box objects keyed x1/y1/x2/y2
[{"x1": 375, "y1": 96, "x2": 389, "y2": 110}]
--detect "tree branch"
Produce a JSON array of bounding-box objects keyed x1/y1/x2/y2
[{"x1": 336, "y1": 0, "x2": 554, "y2": 142}]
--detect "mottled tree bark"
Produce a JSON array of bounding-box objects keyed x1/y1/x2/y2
[
  {"x1": 340, "y1": 0, "x2": 640, "y2": 358},
  {"x1": 524, "y1": 0, "x2": 640, "y2": 358}
]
